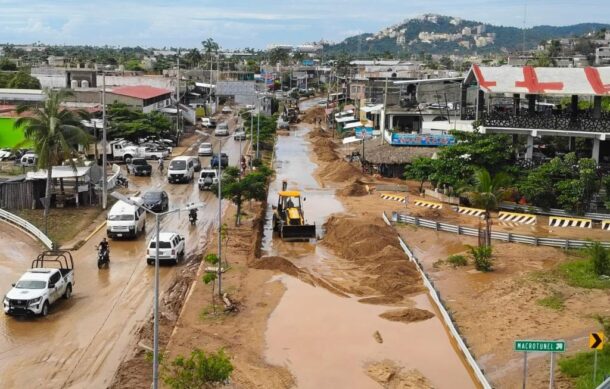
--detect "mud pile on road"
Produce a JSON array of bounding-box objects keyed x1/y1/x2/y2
[
  {"x1": 366, "y1": 360, "x2": 434, "y2": 389},
  {"x1": 337, "y1": 179, "x2": 369, "y2": 197},
  {"x1": 302, "y1": 107, "x2": 326, "y2": 124},
  {"x1": 311, "y1": 137, "x2": 339, "y2": 162},
  {"x1": 252, "y1": 256, "x2": 303, "y2": 278},
  {"x1": 322, "y1": 215, "x2": 424, "y2": 299},
  {"x1": 379, "y1": 308, "x2": 435, "y2": 323}
]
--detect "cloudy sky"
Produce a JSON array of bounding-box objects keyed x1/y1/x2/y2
[{"x1": 1, "y1": 0, "x2": 609, "y2": 49}]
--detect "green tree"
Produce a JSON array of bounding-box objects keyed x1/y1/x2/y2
[
  {"x1": 461, "y1": 169, "x2": 511, "y2": 247},
  {"x1": 202, "y1": 38, "x2": 220, "y2": 69},
  {"x1": 106, "y1": 102, "x2": 172, "y2": 140},
  {"x1": 468, "y1": 245, "x2": 493, "y2": 272},
  {"x1": 202, "y1": 253, "x2": 219, "y2": 313},
  {"x1": 123, "y1": 59, "x2": 143, "y2": 71},
  {"x1": 184, "y1": 49, "x2": 202, "y2": 69},
  {"x1": 268, "y1": 47, "x2": 290, "y2": 66},
  {"x1": 7, "y1": 71, "x2": 41, "y2": 89},
  {"x1": 213, "y1": 166, "x2": 271, "y2": 225},
  {"x1": 14, "y1": 89, "x2": 91, "y2": 234},
  {"x1": 404, "y1": 157, "x2": 436, "y2": 193},
  {"x1": 162, "y1": 348, "x2": 233, "y2": 389},
  {"x1": 0, "y1": 58, "x2": 17, "y2": 71}
]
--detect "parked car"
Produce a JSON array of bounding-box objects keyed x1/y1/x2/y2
[
  {"x1": 20, "y1": 152, "x2": 38, "y2": 167},
  {"x1": 233, "y1": 129, "x2": 247, "y2": 141},
  {"x1": 141, "y1": 190, "x2": 169, "y2": 212},
  {"x1": 198, "y1": 169, "x2": 218, "y2": 191},
  {"x1": 198, "y1": 142, "x2": 213, "y2": 156},
  {"x1": 146, "y1": 232, "x2": 185, "y2": 265},
  {"x1": 214, "y1": 123, "x2": 229, "y2": 136},
  {"x1": 221, "y1": 106, "x2": 232, "y2": 114},
  {"x1": 0, "y1": 148, "x2": 14, "y2": 161},
  {"x1": 245, "y1": 104, "x2": 255, "y2": 110},
  {"x1": 128, "y1": 158, "x2": 152, "y2": 176},
  {"x1": 211, "y1": 153, "x2": 229, "y2": 168},
  {"x1": 4, "y1": 251, "x2": 74, "y2": 317}
]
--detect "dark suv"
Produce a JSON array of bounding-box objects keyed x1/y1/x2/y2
[
  {"x1": 211, "y1": 153, "x2": 229, "y2": 168},
  {"x1": 128, "y1": 158, "x2": 152, "y2": 176}
]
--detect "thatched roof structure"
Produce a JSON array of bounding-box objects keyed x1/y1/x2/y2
[{"x1": 362, "y1": 140, "x2": 438, "y2": 164}]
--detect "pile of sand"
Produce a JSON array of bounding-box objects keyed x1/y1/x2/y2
[
  {"x1": 366, "y1": 360, "x2": 434, "y2": 389},
  {"x1": 322, "y1": 215, "x2": 424, "y2": 298},
  {"x1": 252, "y1": 256, "x2": 303, "y2": 278},
  {"x1": 319, "y1": 161, "x2": 363, "y2": 182},
  {"x1": 379, "y1": 308, "x2": 434, "y2": 323},
  {"x1": 337, "y1": 180, "x2": 369, "y2": 197},
  {"x1": 308, "y1": 127, "x2": 331, "y2": 138},
  {"x1": 302, "y1": 107, "x2": 326, "y2": 123}
]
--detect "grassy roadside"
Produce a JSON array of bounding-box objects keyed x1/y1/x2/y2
[
  {"x1": 14, "y1": 205, "x2": 107, "y2": 246},
  {"x1": 559, "y1": 349, "x2": 610, "y2": 389}
]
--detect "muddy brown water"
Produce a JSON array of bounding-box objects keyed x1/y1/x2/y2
[
  {"x1": 262, "y1": 122, "x2": 477, "y2": 388},
  {"x1": 0, "y1": 117, "x2": 244, "y2": 388}
]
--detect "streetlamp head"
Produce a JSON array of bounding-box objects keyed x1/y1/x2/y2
[
  {"x1": 110, "y1": 191, "x2": 134, "y2": 205},
  {"x1": 184, "y1": 202, "x2": 205, "y2": 211}
]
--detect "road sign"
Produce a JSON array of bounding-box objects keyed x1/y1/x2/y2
[
  {"x1": 590, "y1": 332, "x2": 604, "y2": 350},
  {"x1": 514, "y1": 340, "x2": 566, "y2": 353}
]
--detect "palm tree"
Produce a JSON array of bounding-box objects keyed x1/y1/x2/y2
[
  {"x1": 14, "y1": 89, "x2": 91, "y2": 235},
  {"x1": 461, "y1": 169, "x2": 511, "y2": 247}
]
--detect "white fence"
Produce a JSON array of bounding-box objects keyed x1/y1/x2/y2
[
  {"x1": 382, "y1": 212, "x2": 492, "y2": 389},
  {"x1": 0, "y1": 208, "x2": 54, "y2": 249},
  {"x1": 393, "y1": 212, "x2": 610, "y2": 249}
]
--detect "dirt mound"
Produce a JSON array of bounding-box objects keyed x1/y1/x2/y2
[
  {"x1": 379, "y1": 308, "x2": 435, "y2": 323},
  {"x1": 319, "y1": 160, "x2": 363, "y2": 182},
  {"x1": 411, "y1": 207, "x2": 443, "y2": 219},
  {"x1": 337, "y1": 180, "x2": 369, "y2": 197},
  {"x1": 302, "y1": 107, "x2": 326, "y2": 124},
  {"x1": 323, "y1": 217, "x2": 400, "y2": 260},
  {"x1": 309, "y1": 127, "x2": 331, "y2": 138},
  {"x1": 366, "y1": 360, "x2": 434, "y2": 389},
  {"x1": 312, "y1": 137, "x2": 337, "y2": 149},
  {"x1": 359, "y1": 295, "x2": 404, "y2": 305},
  {"x1": 252, "y1": 256, "x2": 302, "y2": 278}
]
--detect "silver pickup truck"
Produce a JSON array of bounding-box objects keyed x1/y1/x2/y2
[{"x1": 3, "y1": 251, "x2": 75, "y2": 317}]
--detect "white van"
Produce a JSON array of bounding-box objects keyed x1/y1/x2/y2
[
  {"x1": 106, "y1": 197, "x2": 146, "y2": 239},
  {"x1": 20, "y1": 153, "x2": 38, "y2": 167},
  {"x1": 167, "y1": 156, "x2": 195, "y2": 183}
]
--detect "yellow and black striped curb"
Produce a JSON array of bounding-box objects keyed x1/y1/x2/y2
[
  {"x1": 456, "y1": 206, "x2": 486, "y2": 218},
  {"x1": 549, "y1": 216, "x2": 592, "y2": 228},
  {"x1": 379, "y1": 193, "x2": 406, "y2": 203},
  {"x1": 414, "y1": 199, "x2": 442, "y2": 209},
  {"x1": 498, "y1": 211, "x2": 537, "y2": 225}
]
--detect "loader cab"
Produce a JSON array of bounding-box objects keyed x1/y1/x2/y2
[{"x1": 277, "y1": 191, "x2": 302, "y2": 214}]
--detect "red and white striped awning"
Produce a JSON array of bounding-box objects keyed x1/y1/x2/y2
[{"x1": 466, "y1": 64, "x2": 610, "y2": 96}]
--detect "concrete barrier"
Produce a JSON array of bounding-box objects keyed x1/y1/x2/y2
[
  {"x1": 379, "y1": 193, "x2": 406, "y2": 204},
  {"x1": 498, "y1": 211, "x2": 537, "y2": 225},
  {"x1": 456, "y1": 206, "x2": 485, "y2": 218},
  {"x1": 413, "y1": 199, "x2": 442, "y2": 209},
  {"x1": 549, "y1": 216, "x2": 592, "y2": 228}
]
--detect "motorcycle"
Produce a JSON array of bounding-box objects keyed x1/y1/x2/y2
[
  {"x1": 188, "y1": 210, "x2": 197, "y2": 226},
  {"x1": 116, "y1": 175, "x2": 129, "y2": 188},
  {"x1": 97, "y1": 246, "x2": 110, "y2": 269}
]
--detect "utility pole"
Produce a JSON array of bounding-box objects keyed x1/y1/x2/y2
[
  {"x1": 256, "y1": 95, "x2": 260, "y2": 159},
  {"x1": 101, "y1": 71, "x2": 107, "y2": 210},
  {"x1": 382, "y1": 72, "x2": 389, "y2": 145},
  {"x1": 176, "y1": 52, "x2": 181, "y2": 142},
  {"x1": 217, "y1": 140, "x2": 223, "y2": 296}
]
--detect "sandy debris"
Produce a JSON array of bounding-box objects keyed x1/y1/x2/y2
[
  {"x1": 366, "y1": 360, "x2": 435, "y2": 389},
  {"x1": 337, "y1": 179, "x2": 370, "y2": 197},
  {"x1": 373, "y1": 330, "x2": 384, "y2": 344},
  {"x1": 379, "y1": 308, "x2": 434, "y2": 323}
]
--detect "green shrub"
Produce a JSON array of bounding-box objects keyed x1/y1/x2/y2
[
  {"x1": 163, "y1": 348, "x2": 233, "y2": 389},
  {"x1": 537, "y1": 292, "x2": 565, "y2": 310},
  {"x1": 584, "y1": 241, "x2": 610, "y2": 277},
  {"x1": 468, "y1": 245, "x2": 493, "y2": 272},
  {"x1": 559, "y1": 260, "x2": 610, "y2": 289},
  {"x1": 447, "y1": 254, "x2": 468, "y2": 267}
]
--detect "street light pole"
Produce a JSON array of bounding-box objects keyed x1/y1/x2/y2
[
  {"x1": 217, "y1": 140, "x2": 223, "y2": 296},
  {"x1": 256, "y1": 95, "x2": 260, "y2": 160},
  {"x1": 110, "y1": 193, "x2": 204, "y2": 389},
  {"x1": 249, "y1": 109, "x2": 253, "y2": 168},
  {"x1": 101, "y1": 71, "x2": 107, "y2": 210},
  {"x1": 382, "y1": 73, "x2": 389, "y2": 145}
]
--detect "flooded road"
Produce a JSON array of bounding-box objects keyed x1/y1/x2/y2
[
  {"x1": 0, "y1": 113, "x2": 244, "y2": 388},
  {"x1": 262, "y1": 117, "x2": 477, "y2": 388}
]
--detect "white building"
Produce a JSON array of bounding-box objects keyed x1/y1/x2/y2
[{"x1": 596, "y1": 47, "x2": 610, "y2": 65}]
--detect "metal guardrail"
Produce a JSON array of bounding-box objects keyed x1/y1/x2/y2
[
  {"x1": 597, "y1": 376, "x2": 610, "y2": 389},
  {"x1": 394, "y1": 212, "x2": 610, "y2": 249},
  {"x1": 0, "y1": 208, "x2": 54, "y2": 249},
  {"x1": 382, "y1": 212, "x2": 492, "y2": 389},
  {"x1": 500, "y1": 202, "x2": 610, "y2": 223}
]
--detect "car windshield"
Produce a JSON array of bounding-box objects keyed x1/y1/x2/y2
[
  {"x1": 170, "y1": 160, "x2": 186, "y2": 169},
  {"x1": 200, "y1": 143, "x2": 211, "y2": 149},
  {"x1": 132, "y1": 159, "x2": 146, "y2": 165},
  {"x1": 149, "y1": 241, "x2": 172, "y2": 249},
  {"x1": 218, "y1": 124, "x2": 228, "y2": 129},
  {"x1": 15, "y1": 280, "x2": 46, "y2": 289},
  {"x1": 201, "y1": 172, "x2": 215, "y2": 178},
  {"x1": 143, "y1": 192, "x2": 162, "y2": 201},
  {"x1": 108, "y1": 214, "x2": 135, "y2": 221}
]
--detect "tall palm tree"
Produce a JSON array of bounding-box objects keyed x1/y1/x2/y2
[
  {"x1": 461, "y1": 169, "x2": 511, "y2": 247},
  {"x1": 14, "y1": 89, "x2": 91, "y2": 235}
]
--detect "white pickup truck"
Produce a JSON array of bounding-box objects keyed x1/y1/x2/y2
[{"x1": 3, "y1": 251, "x2": 75, "y2": 317}]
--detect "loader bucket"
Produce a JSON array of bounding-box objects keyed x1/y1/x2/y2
[{"x1": 280, "y1": 224, "x2": 316, "y2": 241}]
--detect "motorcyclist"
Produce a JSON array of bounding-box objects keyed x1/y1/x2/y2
[
  {"x1": 98, "y1": 238, "x2": 110, "y2": 261},
  {"x1": 189, "y1": 208, "x2": 198, "y2": 224}
]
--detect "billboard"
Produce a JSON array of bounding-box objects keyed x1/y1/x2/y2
[
  {"x1": 390, "y1": 133, "x2": 455, "y2": 147},
  {"x1": 354, "y1": 127, "x2": 374, "y2": 139}
]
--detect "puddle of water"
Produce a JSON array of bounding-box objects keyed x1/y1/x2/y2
[{"x1": 265, "y1": 276, "x2": 477, "y2": 389}]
